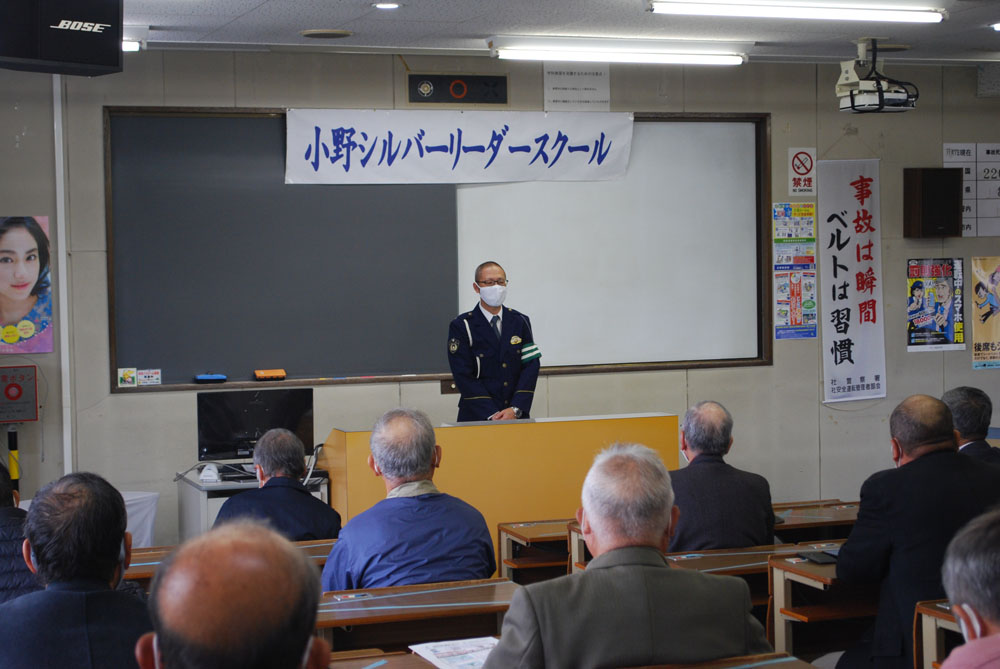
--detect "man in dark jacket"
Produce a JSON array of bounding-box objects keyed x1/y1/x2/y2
[
  {"x1": 214, "y1": 428, "x2": 341, "y2": 541},
  {"x1": 836, "y1": 395, "x2": 1000, "y2": 668},
  {"x1": 668, "y1": 401, "x2": 774, "y2": 551},
  {"x1": 942, "y1": 386, "x2": 1000, "y2": 464},
  {"x1": 0, "y1": 462, "x2": 38, "y2": 603},
  {"x1": 0, "y1": 472, "x2": 152, "y2": 668}
]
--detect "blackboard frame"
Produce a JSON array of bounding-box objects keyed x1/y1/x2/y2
[{"x1": 104, "y1": 108, "x2": 771, "y2": 393}]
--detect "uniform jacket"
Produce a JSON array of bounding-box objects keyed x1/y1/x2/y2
[
  {"x1": 959, "y1": 439, "x2": 1000, "y2": 466},
  {"x1": 836, "y1": 449, "x2": 1000, "y2": 667},
  {"x1": 214, "y1": 476, "x2": 341, "y2": 541},
  {"x1": 0, "y1": 578, "x2": 153, "y2": 669},
  {"x1": 668, "y1": 453, "x2": 775, "y2": 552},
  {"x1": 0, "y1": 506, "x2": 39, "y2": 603},
  {"x1": 483, "y1": 546, "x2": 771, "y2": 669},
  {"x1": 320, "y1": 492, "x2": 495, "y2": 591},
  {"x1": 447, "y1": 305, "x2": 540, "y2": 422}
]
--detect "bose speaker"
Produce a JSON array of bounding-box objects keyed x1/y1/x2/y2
[{"x1": 0, "y1": 0, "x2": 123, "y2": 77}]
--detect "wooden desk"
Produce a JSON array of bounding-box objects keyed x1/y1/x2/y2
[
  {"x1": 315, "y1": 578, "x2": 516, "y2": 651},
  {"x1": 653, "y1": 651, "x2": 816, "y2": 668},
  {"x1": 774, "y1": 502, "x2": 858, "y2": 543},
  {"x1": 125, "y1": 538, "x2": 336, "y2": 589},
  {"x1": 667, "y1": 544, "x2": 800, "y2": 608},
  {"x1": 914, "y1": 599, "x2": 960, "y2": 669},
  {"x1": 769, "y1": 546, "x2": 877, "y2": 655},
  {"x1": 320, "y1": 413, "x2": 679, "y2": 575},
  {"x1": 497, "y1": 519, "x2": 572, "y2": 583},
  {"x1": 328, "y1": 650, "x2": 434, "y2": 668}
]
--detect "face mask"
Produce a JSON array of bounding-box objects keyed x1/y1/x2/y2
[
  {"x1": 959, "y1": 603, "x2": 983, "y2": 642},
  {"x1": 477, "y1": 283, "x2": 507, "y2": 308},
  {"x1": 680, "y1": 449, "x2": 689, "y2": 465}
]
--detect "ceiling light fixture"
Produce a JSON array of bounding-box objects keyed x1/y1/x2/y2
[
  {"x1": 122, "y1": 26, "x2": 149, "y2": 52},
  {"x1": 121, "y1": 40, "x2": 141, "y2": 52},
  {"x1": 372, "y1": 2, "x2": 401, "y2": 8},
  {"x1": 488, "y1": 36, "x2": 747, "y2": 65},
  {"x1": 993, "y1": 23, "x2": 1000, "y2": 31},
  {"x1": 648, "y1": 1, "x2": 945, "y2": 24}
]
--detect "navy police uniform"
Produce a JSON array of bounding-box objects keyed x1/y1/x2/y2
[{"x1": 448, "y1": 306, "x2": 541, "y2": 422}]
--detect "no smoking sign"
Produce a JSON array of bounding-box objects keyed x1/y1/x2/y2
[{"x1": 789, "y1": 147, "x2": 816, "y2": 196}]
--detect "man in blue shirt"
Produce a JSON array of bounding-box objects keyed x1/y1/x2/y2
[
  {"x1": 321, "y1": 408, "x2": 495, "y2": 591},
  {"x1": 214, "y1": 428, "x2": 341, "y2": 541}
]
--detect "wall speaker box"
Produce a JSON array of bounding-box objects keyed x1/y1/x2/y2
[
  {"x1": 0, "y1": 0, "x2": 123, "y2": 77},
  {"x1": 903, "y1": 167, "x2": 963, "y2": 238}
]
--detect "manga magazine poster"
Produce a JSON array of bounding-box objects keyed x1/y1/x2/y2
[{"x1": 906, "y1": 258, "x2": 964, "y2": 352}]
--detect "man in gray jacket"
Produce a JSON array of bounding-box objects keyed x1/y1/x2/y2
[{"x1": 483, "y1": 443, "x2": 771, "y2": 669}]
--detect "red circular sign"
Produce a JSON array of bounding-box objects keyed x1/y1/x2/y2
[
  {"x1": 792, "y1": 151, "x2": 813, "y2": 176},
  {"x1": 449, "y1": 79, "x2": 468, "y2": 99},
  {"x1": 4, "y1": 384, "x2": 22, "y2": 401}
]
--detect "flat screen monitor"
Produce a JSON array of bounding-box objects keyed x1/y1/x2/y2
[{"x1": 197, "y1": 388, "x2": 314, "y2": 461}]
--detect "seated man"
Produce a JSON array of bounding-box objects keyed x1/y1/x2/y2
[
  {"x1": 321, "y1": 408, "x2": 495, "y2": 591},
  {"x1": 0, "y1": 462, "x2": 38, "y2": 603},
  {"x1": 484, "y1": 443, "x2": 771, "y2": 668},
  {"x1": 836, "y1": 395, "x2": 1000, "y2": 669},
  {"x1": 214, "y1": 427, "x2": 341, "y2": 541},
  {"x1": 941, "y1": 508, "x2": 1000, "y2": 668},
  {"x1": 942, "y1": 386, "x2": 1000, "y2": 465},
  {"x1": 0, "y1": 472, "x2": 152, "y2": 668},
  {"x1": 669, "y1": 400, "x2": 774, "y2": 551},
  {"x1": 136, "y1": 521, "x2": 330, "y2": 669}
]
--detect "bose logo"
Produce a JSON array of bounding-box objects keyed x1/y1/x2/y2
[{"x1": 49, "y1": 20, "x2": 111, "y2": 33}]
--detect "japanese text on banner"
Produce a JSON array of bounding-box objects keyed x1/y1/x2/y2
[
  {"x1": 285, "y1": 109, "x2": 633, "y2": 184},
  {"x1": 818, "y1": 159, "x2": 887, "y2": 403}
]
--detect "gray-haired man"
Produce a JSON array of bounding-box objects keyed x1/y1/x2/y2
[
  {"x1": 321, "y1": 408, "x2": 495, "y2": 591},
  {"x1": 669, "y1": 400, "x2": 774, "y2": 551},
  {"x1": 484, "y1": 443, "x2": 771, "y2": 669},
  {"x1": 213, "y1": 428, "x2": 341, "y2": 541}
]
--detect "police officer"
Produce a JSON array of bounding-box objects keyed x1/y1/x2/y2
[{"x1": 447, "y1": 261, "x2": 540, "y2": 422}]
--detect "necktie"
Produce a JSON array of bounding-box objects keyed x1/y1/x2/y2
[{"x1": 491, "y1": 315, "x2": 501, "y2": 341}]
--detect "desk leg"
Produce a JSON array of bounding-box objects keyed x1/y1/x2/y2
[
  {"x1": 500, "y1": 532, "x2": 515, "y2": 580},
  {"x1": 772, "y1": 571, "x2": 794, "y2": 654},
  {"x1": 920, "y1": 616, "x2": 941, "y2": 669}
]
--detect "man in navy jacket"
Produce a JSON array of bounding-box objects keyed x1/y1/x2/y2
[
  {"x1": 942, "y1": 386, "x2": 1000, "y2": 465},
  {"x1": 0, "y1": 472, "x2": 152, "y2": 668},
  {"x1": 447, "y1": 261, "x2": 540, "y2": 422},
  {"x1": 0, "y1": 462, "x2": 38, "y2": 604},
  {"x1": 214, "y1": 428, "x2": 341, "y2": 541}
]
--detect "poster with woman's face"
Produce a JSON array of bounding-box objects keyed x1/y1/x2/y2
[{"x1": 0, "y1": 216, "x2": 53, "y2": 354}]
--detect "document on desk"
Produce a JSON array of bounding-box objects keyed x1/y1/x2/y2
[{"x1": 410, "y1": 636, "x2": 498, "y2": 668}]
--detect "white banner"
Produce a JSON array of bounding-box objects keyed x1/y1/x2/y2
[
  {"x1": 819, "y1": 159, "x2": 887, "y2": 403},
  {"x1": 285, "y1": 109, "x2": 633, "y2": 184}
]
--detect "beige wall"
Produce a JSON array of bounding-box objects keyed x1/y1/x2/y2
[{"x1": 1, "y1": 52, "x2": 998, "y2": 544}]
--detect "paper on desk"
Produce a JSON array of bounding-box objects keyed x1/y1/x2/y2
[{"x1": 409, "y1": 636, "x2": 498, "y2": 668}]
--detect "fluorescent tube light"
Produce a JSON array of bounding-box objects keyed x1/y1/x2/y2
[
  {"x1": 122, "y1": 40, "x2": 141, "y2": 52},
  {"x1": 495, "y1": 48, "x2": 742, "y2": 65},
  {"x1": 488, "y1": 36, "x2": 747, "y2": 65},
  {"x1": 993, "y1": 22, "x2": 1000, "y2": 31},
  {"x1": 648, "y1": 1, "x2": 944, "y2": 23}
]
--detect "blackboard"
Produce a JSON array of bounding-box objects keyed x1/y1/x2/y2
[{"x1": 106, "y1": 109, "x2": 458, "y2": 389}]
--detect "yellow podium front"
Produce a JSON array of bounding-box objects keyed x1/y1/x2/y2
[{"x1": 318, "y1": 413, "x2": 678, "y2": 544}]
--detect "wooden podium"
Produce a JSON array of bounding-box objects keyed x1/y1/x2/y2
[{"x1": 317, "y1": 413, "x2": 679, "y2": 545}]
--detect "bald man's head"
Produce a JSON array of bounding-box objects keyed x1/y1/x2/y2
[
  {"x1": 142, "y1": 523, "x2": 323, "y2": 669},
  {"x1": 890, "y1": 394, "x2": 957, "y2": 456}
]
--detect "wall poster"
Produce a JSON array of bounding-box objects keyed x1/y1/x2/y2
[
  {"x1": 906, "y1": 258, "x2": 964, "y2": 352},
  {"x1": 0, "y1": 216, "x2": 53, "y2": 355}
]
